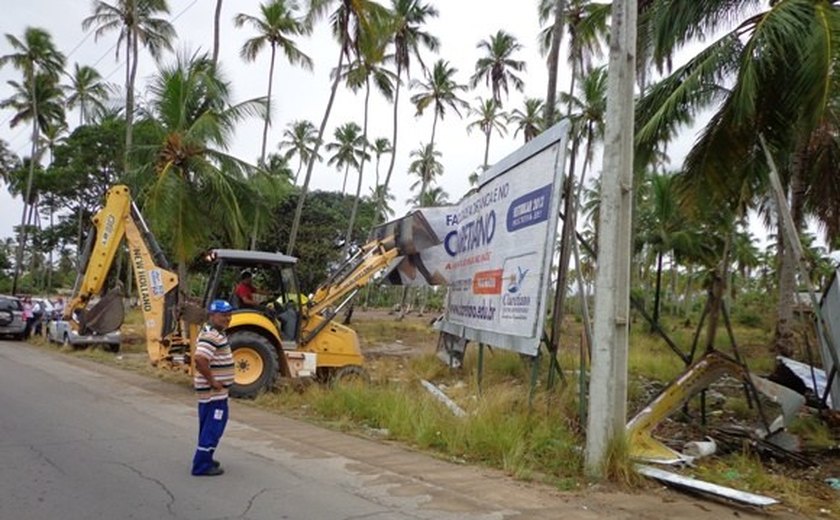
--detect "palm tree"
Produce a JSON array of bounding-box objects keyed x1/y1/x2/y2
[
  {"x1": 287, "y1": 0, "x2": 388, "y2": 254},
  {"x1": 410, "y1": 59, "x2": 469, "y2": 148},
  {"x1": 82, "y1": 0, "x2": 175, "y2": 173},
  {"x1": 466, "y1": 97, "x2": 508, "y2": 170},
  {"x1": 379, "y1": 0, "x2": 439, "y2": 225},
  {"x1": 278, "y1": 119, "x2": 321, "y2": 184},
  {"x1": 0, "y1": 27, "x2": 65, "y2": 294},
  {"x1": 235, "y1": 0, "x2": 313, "y2": 165},
  {"x1": 138, "y1": 51, "x2": 266, "y2": 283},
  {"x1": 560, "y1": 65, "x2": 607, "y2": 178},
  {"x1": 368, "y1": 183, "x2": 395, "y2": 222},
  {"x1": 370, "y1": 137, "x2": 392, "y2": 188},
  {"x1": 407, "y1": 141, "x2": 442, "y2": 202},
  {"x1": 339, "y1": 12, "x2": 394, "y2": 246},
  {"x1": 410, "y1": 185, "x2": 448, "y2": 207},
  {"x1": 325, "y1": 122, "x2": 367, "y2": 194},
  {"x1": 635, "y1": 0, "x2": 840, "y2": 354},
  {"x1": 510, "y1": 97, "x2": 545, "y2": 143},
  {"x1": 64, "y1": 63, "x2": 110, "y2": 125},
  {"x1": 470, "y1": 30, "x2": 526, "y2": 106}
]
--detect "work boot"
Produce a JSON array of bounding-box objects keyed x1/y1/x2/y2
[{"x1": 196, "y1": 466, "x2": 224, "y2": 476}]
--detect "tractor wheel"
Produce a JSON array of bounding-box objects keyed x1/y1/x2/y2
[
  {"x1": 229, "y1": 331, "x2": 279, "y2": 399},
  {"x1": 330, "y1": 365, "x2": 369, "y2": 388}
]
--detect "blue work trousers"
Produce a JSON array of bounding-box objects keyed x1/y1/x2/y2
[{"x1": 191, "y1": 398, "x2": 229, "y2": 475}]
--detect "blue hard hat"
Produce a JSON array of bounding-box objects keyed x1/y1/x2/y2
[{"x1": 208, "y1": 299, "x2": 233, "y2": 313}]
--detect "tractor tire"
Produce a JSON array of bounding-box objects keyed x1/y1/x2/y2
[
  {"x1": 229, "y1": 331, "x2": 279, "y2": 399},
  {"x1": 330, "y1": 365, "x2": 370, "y2": 388}
]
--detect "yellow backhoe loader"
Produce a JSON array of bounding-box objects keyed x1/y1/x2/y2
[{"x1": 66, "y1": 185, "x2": 435, "y2": 397}]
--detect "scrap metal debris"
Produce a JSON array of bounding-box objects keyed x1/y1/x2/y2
[
  {"x1": 636, "y1": 464, "x2": 780, "y2": 507},
  {"x1": 420, "y1": 379, "x2": 466, "y2": 417}
]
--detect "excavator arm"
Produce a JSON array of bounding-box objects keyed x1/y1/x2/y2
[{"x1": 66, "y1": 185, "x2": 181, "y2": 365}]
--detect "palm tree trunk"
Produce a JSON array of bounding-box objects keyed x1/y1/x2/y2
[
  {"x1": 294, "y1": 158, "x2": 304, "y2": 184},
  {"x1": 774, "y1": 146, "x2": 806, "y2": 356},
  {"x1": 345, "y1": 77, "x2": 371, "y2": 247},
  {"x1": 342, "y1": 163, "x2": 350, "y2": 194},
  {"x1": 379, "y1": 60, "x2": 402, "y2": 228},
  {"x1": 288, "y1": 48, "x2": 346, "y2": 254},
  {"x1": 12, "y1": 72, "x2": 39, "y2": 295},
  {"x1": 544, "y1": 0, "x2": 566, "y2": 125},
  {"x1": 483, "y1": 129, "x2": 491, "y2": 169},
  {"x1": 47, "y1": 204, "x2": 54, "y2": 292},
  {"x1": 125, "y1": 26, "x2": 139, "y2": 176},
  {"x1": 430, "y1": 110, "x2": 439, "y2": 149},
  {"x1": 651, "y1": 249, "x2": 663, "y2": 331},
  {"x1": 250, "y1": 211, "x2": 260, "y2": 250},
  {"x1": 260, "y1": 44, "x2": 277, "y2": 165},
  {"x1": 212, "y1": 0, "x2": 223, "y2": 66}
]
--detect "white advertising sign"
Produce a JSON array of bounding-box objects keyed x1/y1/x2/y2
[{"x1": 382, "y1": 122, "x2": 568, "y2": 356}]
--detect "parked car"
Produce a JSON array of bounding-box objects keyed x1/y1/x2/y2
[
  {"x1": 0, "y1": 295, "x2": 26, "y2": 340},
  {"x1": 47, "y1": 320, "x2": 121, "y2": 352}
]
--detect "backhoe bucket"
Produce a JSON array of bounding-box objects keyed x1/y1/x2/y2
[
  {"x1": 80, "y1": 286, "x2": 125, "y2": 335},
  {"x1": 371, "y1": 210, "x2": 442, "y2": 256}
]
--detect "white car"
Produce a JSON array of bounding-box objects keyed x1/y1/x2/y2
[{"x1": 47, "y1": 320, "x2": 121, "y2": 352}]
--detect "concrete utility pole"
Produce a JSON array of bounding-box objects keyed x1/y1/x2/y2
[{"x1": 585, "y1": 0, "x2": 637, "y2": 477}]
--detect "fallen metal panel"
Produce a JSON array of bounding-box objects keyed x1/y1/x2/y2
[
  {"x1": 420, "y1": 380, "x2": 466, "y2": 417},
  {"x1": 636, "y1": 465, "x2": 780, "y2": 507},
  {"x1": 818, "y1": 268, "x2": 840, "y2": 409},
  {"x1": 749, "y1": 375, "x2": 805, "y2": 427},
  {"x1": 778, "y1": 356, "x2": 833, "y2": 408}
]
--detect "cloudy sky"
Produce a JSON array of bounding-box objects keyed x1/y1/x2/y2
[{"x1": 0, "y1": 0, "x2": 707, "y2": 247}]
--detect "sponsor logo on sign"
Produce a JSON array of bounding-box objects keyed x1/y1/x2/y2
[
  {"x1": 502, "y1": 266, "x2": 531, "y2": 311},
  {"x1": 472, "y1": 269, "x2": 503, "y2": 295},
  {"x1": 506, "y1": 184, "x2": 552, "y2": 232}
]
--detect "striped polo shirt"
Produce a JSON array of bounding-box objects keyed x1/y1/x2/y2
[{"x1": 193, "y1": 324, "x2": 235, "y2": 402}]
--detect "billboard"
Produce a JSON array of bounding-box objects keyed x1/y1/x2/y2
[{"x1": 380, "y1": 121, "x2": 568, "y2": 356}]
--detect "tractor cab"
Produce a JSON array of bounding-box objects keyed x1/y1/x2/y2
[{"x1": 202, "y1": 248, "x2": 305, "y2": 346}]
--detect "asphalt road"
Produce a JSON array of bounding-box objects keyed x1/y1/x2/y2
[{"x1": 0, "y1": 340, "x2": 801, "y2": 520}]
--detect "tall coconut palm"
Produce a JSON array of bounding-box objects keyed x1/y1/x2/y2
[
  {"x1": 636, "y1": 0, "x2": 840, "y2": 354},
  {"x1": 370, "y1": 137, "x2": 391, "y2": 188},
  {"x1": 410, "y1": 59, "x2": 469, "y2": 148},
  {"x1": 0, "y1": 27, "x2": 65, "y2": 294},
  {"x1": 278, "y1": 119, "x2": 321, "y2": 183},
  {"x1": 64, "y1": 63, "x2": 110, "y2": 125},
  {"x1": 407, "y1": 141, "x2": 442, "y2": 202},
  {"x1": 470, "y1": 30, "x2": 526, "y2": 106},
  {"x1": 560, "y1": 65, "x2": 607, "y2": 178},
  {"x1": 82, "y1": 0, "x2": 175, "y2": 173},
  {"x1": 138, "y1": 51, "x2": 266, "y2": 283},
  {"x1": 510, "y1": 97, "x2": 545, "y2": 143},
  {"x1": 466, "y1": 97, "x2": 508, "y2": 170},
  {"x1": 339, "y1": 12, "x2": 394, "y2": 246},
  {"x1": 235, "y1": 0, "x2": 313, "y2": 165},
  {"x1": 368, "y1": 183, "x2": 394, "y2": 222},
  {"x1": 287, "y1": 0, "x2": 388, "y2": 254},
  {"x1": 541, "y1": 0, "x2": 609, "y2": 119},
  {"x1": 325, "y1": 122, "x2": 367, "y2": 194},
  {"x1": 410, "y1": 184, "x2": 448, "y2": 207},
  {"x1": 379, "y1": 0, "x2": 439, "y2": 224}
]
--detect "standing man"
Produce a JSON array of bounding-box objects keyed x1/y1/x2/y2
[{"x1": 191, "y1": 300, "x2": 235, "y2": 476}]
